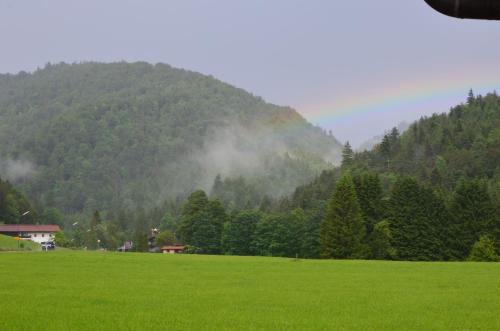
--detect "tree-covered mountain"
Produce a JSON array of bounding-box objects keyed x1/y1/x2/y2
[
  {"x1": 293, "y1": 91, "x2": 500, "y2": 208},
  {"x1": 0, "y1": 62, "x2": 342, "y2": 217},
  {"x1": 354, "y1": 90, "x2": 500, "y2": 191},
  {"x1": 283, "y1": 91, "x2": 500, "y2": 260}
]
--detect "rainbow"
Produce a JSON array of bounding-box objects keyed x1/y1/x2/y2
[{"x1": 301, "y1": 70, "x2": 500, "y2": 127}]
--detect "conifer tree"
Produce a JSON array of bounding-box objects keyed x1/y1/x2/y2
[
  {"x1": 380, "y1": 135, "x2": 391, "y2": 159},
  {"x1": 320, "y1": 175, "x2": 366, "y2": 259},
  {"x1": 301, "y1": 200, "x2": 326, "y2": 259},
  {"x1": 178, "y1": 190, "x2": 226, "y2": 254},
  {"x1": 72, "y1": 224, "x2": 84, "y2": 248},
  {"x1": 467, "y1": 89, "x2": 475, "y2": 105},
  {"x1": 353, "y1": 172, "x2": 383, "y2": 234},
  {"x1": 388, "y1": 177, "x2": 448, "y2": 261},
  {"x1": 202, "y1": 199, "x2": 227, "y2": 254},
  {"x1": 211, "y1": 174, "x2": 224, "y2": 197},
  {"x1": 285, "y1": 209, "x2": 307, "y2": 258},
  {"x1": 177, "y1": 190, "x2": 209, "y2": 245},
  {"x1": 341, "y1": 142, "x2": 354, "y2": 169},
  {"x1": 369, "y1": 220, "x2": 393, "y2": 259},
  {"x1": 449, "y1": 180, "x2": 497, "y2": 259},
  {"x1": 132, "y1": 209, "x2": 149, "y2": 252}
]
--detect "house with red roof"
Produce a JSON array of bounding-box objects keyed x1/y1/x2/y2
[
  {"x1": 0, "y1": 224, "x2": 60, "y2": 244},
  {"x1": 161, "y1": 245, "x2": 185, "y2": 254}
]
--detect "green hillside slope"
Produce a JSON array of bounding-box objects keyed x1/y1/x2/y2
[
  {"x1": 0, "y1": 62, "x2": 341, "y2": 215},
  {"x1": 0, "y1": 234, "x2": 40, "y2": 251},
  {"x1": 285, "y1": 92, "x2": 499, "y2": 261},
  {"x1": 293, "y1": 91, "x2": 500, "y2": 207},
  {"x1": 357, "y1": 91, "x2": 500, "y2": 187}
]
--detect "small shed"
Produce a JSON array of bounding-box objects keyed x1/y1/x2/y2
[{"x1": 161, "y1": 245, "x2": 185, "y2": 254}]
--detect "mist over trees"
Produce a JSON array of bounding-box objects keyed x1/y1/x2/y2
[
  {"x1": 0, "y1": 63, "x2": 498, "y2": 262},
  {"x1": 0, "y1": 62, "x2": 341, "y2": 220}
]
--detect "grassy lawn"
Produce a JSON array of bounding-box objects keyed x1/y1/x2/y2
[
  {"x1": 0, "y1": 234, "x2": 40, "y2": 251},
  {"x1": 1, "y1": 252, "x2": 499, "y2": 330}
]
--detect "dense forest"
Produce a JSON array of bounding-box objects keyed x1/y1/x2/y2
[
  {"x1": 0, "y1": 62, "x2": 341, "y2": 220},
  {"x1": 0, "y1": 177, "x2": 36, "y2": 224},
  {"x1": 29, "y1": 91, "x2": 500, "y2": 262},
  {"x1": 151, "y1": 91, "x2": 500, "y2": 261},
  {"x1": 1, "y1": 62, "x2": 499, "y2": 261}
]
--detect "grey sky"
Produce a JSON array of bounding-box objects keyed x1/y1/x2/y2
[{"x1": 1, "y1": 0, "x2": 500, "y2": 146}]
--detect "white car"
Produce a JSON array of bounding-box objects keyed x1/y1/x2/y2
[{"x1": 41, "y1": 242, "x2": 55, "y2": 250}]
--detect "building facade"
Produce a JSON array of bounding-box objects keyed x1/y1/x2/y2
[{"x1": 0, "y1": 224, "x2": 61, "y2": 244}]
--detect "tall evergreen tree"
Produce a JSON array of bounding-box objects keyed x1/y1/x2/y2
[
  {"x1": 369, "y1": 220, "x2": 393, "y2": 260},
  {"x1": 341, "y1": 142, "x2": 354, "y2": 169},
  {"x1": 379, "y1": 135, "x2": 391, "y2": 161},
  {"x1": 467, "y1": 89, "x2": 475, "y2": 105},
  {"x1": 211, "y1": 174, "x2": 223, "y2": 197},
  {"x1": 177, "y1": 190, "x2": 226, "y2": 254},
  {"x1": 353, "y1": 172, "x2": 383, "y2": 234},
  {"x1": 301, "y1": 200, "x2": 326, "y2": 259},
  {"x1": 177, "y1": 190, "x2": 210, "y2": 245},
  {"x1": 388, "y1": 177, "x2": 448, "y2": 261},
  {"x1": 72, "y1": 224, "x2": 84, "y2": 248},
  {"x1": 320, "y1": 175, "x2": 366, "y2": 259},
  {"x1": 202, "y1": 199, "x2": 227, "y2": 254},
  {"x1": 449, "y1": 180, "x2": 497, "y2": 259},
  {"x1": 132, "y1": 219, "x2": 149, "y2": 252},
  {"x1": 285, "y1": 209, "x2": 307, "y2": 258}
]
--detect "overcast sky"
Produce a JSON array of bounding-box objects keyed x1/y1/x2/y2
[{"x1": 1, "y1": 0, "x2": 500, "y2": 146}]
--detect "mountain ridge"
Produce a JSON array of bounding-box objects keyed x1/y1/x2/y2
[{"x1": 0, "y1": 62, "x2": 342, "y2": 215}]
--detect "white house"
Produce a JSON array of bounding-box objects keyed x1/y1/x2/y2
[{"x1": 0, "y1": 224, "x2": 61, "y2": 244}]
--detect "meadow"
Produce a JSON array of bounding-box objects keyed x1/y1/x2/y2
[
  {"x1": 1, "y1": 251, "x2": 499, "y2": 330},
  {"x1": 0, "y1": 234, "x2": 40, "y2": 251}
]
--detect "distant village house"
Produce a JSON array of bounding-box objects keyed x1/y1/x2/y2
[
  {"x1": 118, "y1": 241, "x2": 133, "y2": 252},
  {"x1": 0, "y1": 224, "x2": 60, "y2": 244},
  {"x1": 161, "y1": 245, "x2": 185, "y2": 254}
]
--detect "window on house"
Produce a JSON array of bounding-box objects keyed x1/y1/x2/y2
[
  {"x1": 42, "y1": 233, "x2": 45, "y2": 237},
  {"x1": 34, "y1": 234, "x2": 37, "y2": 237}
]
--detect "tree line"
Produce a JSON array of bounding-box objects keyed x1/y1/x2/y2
[
  {"x1": 2, "y1": 87, "x2": 498, "y2": 261},
  {"x1": 158, "y1": 170, "x2": 498, "y2": 261}
]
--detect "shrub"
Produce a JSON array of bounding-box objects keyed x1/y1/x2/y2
[{"x1": 468, "y1": 235, "x2": 499, "y2": 262}]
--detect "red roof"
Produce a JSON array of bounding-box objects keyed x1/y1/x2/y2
[
  {"x1": 161, "y1": 245, "x2": 185, "y2": 250},
  {"x1": 0, "y1": 224, "x2": 60, "y2": 233}
]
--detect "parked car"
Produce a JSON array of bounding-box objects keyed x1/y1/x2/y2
[{"x1": 41, "y1": 241, "x2": 55, "y2": 250}]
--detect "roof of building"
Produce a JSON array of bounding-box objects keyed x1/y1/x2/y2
[
  {"x1": 0, "y1": 224, "x2": 61, "y2": 233},
  {"x1": 161, "y1": 245, "x2": 185, "y2": 250}
]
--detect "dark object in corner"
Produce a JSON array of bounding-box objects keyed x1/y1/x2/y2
[{"x1": 424, "y1": 0, "x2": 500, "y2": 20}]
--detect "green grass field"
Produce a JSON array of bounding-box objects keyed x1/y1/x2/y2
[
  {"x1": 1, "y1": 252, "x2": 499, "y2": 330},
  {"x1": 0, "y1": 234, "x2": 40, "y2": 251}
]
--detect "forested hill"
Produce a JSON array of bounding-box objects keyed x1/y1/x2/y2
[
  {"x1": 281, "y1": 91, "x2": 499, "y2": 261},
  {"x1": 293, "y1": 91, "x2": 500, "y2": 208},
  {"x1": 355, "y1": 90, "x2": 499, "y2": 190},
  {"x1": 0, "y1": 62, "x2": 342, "y2": 216}
]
